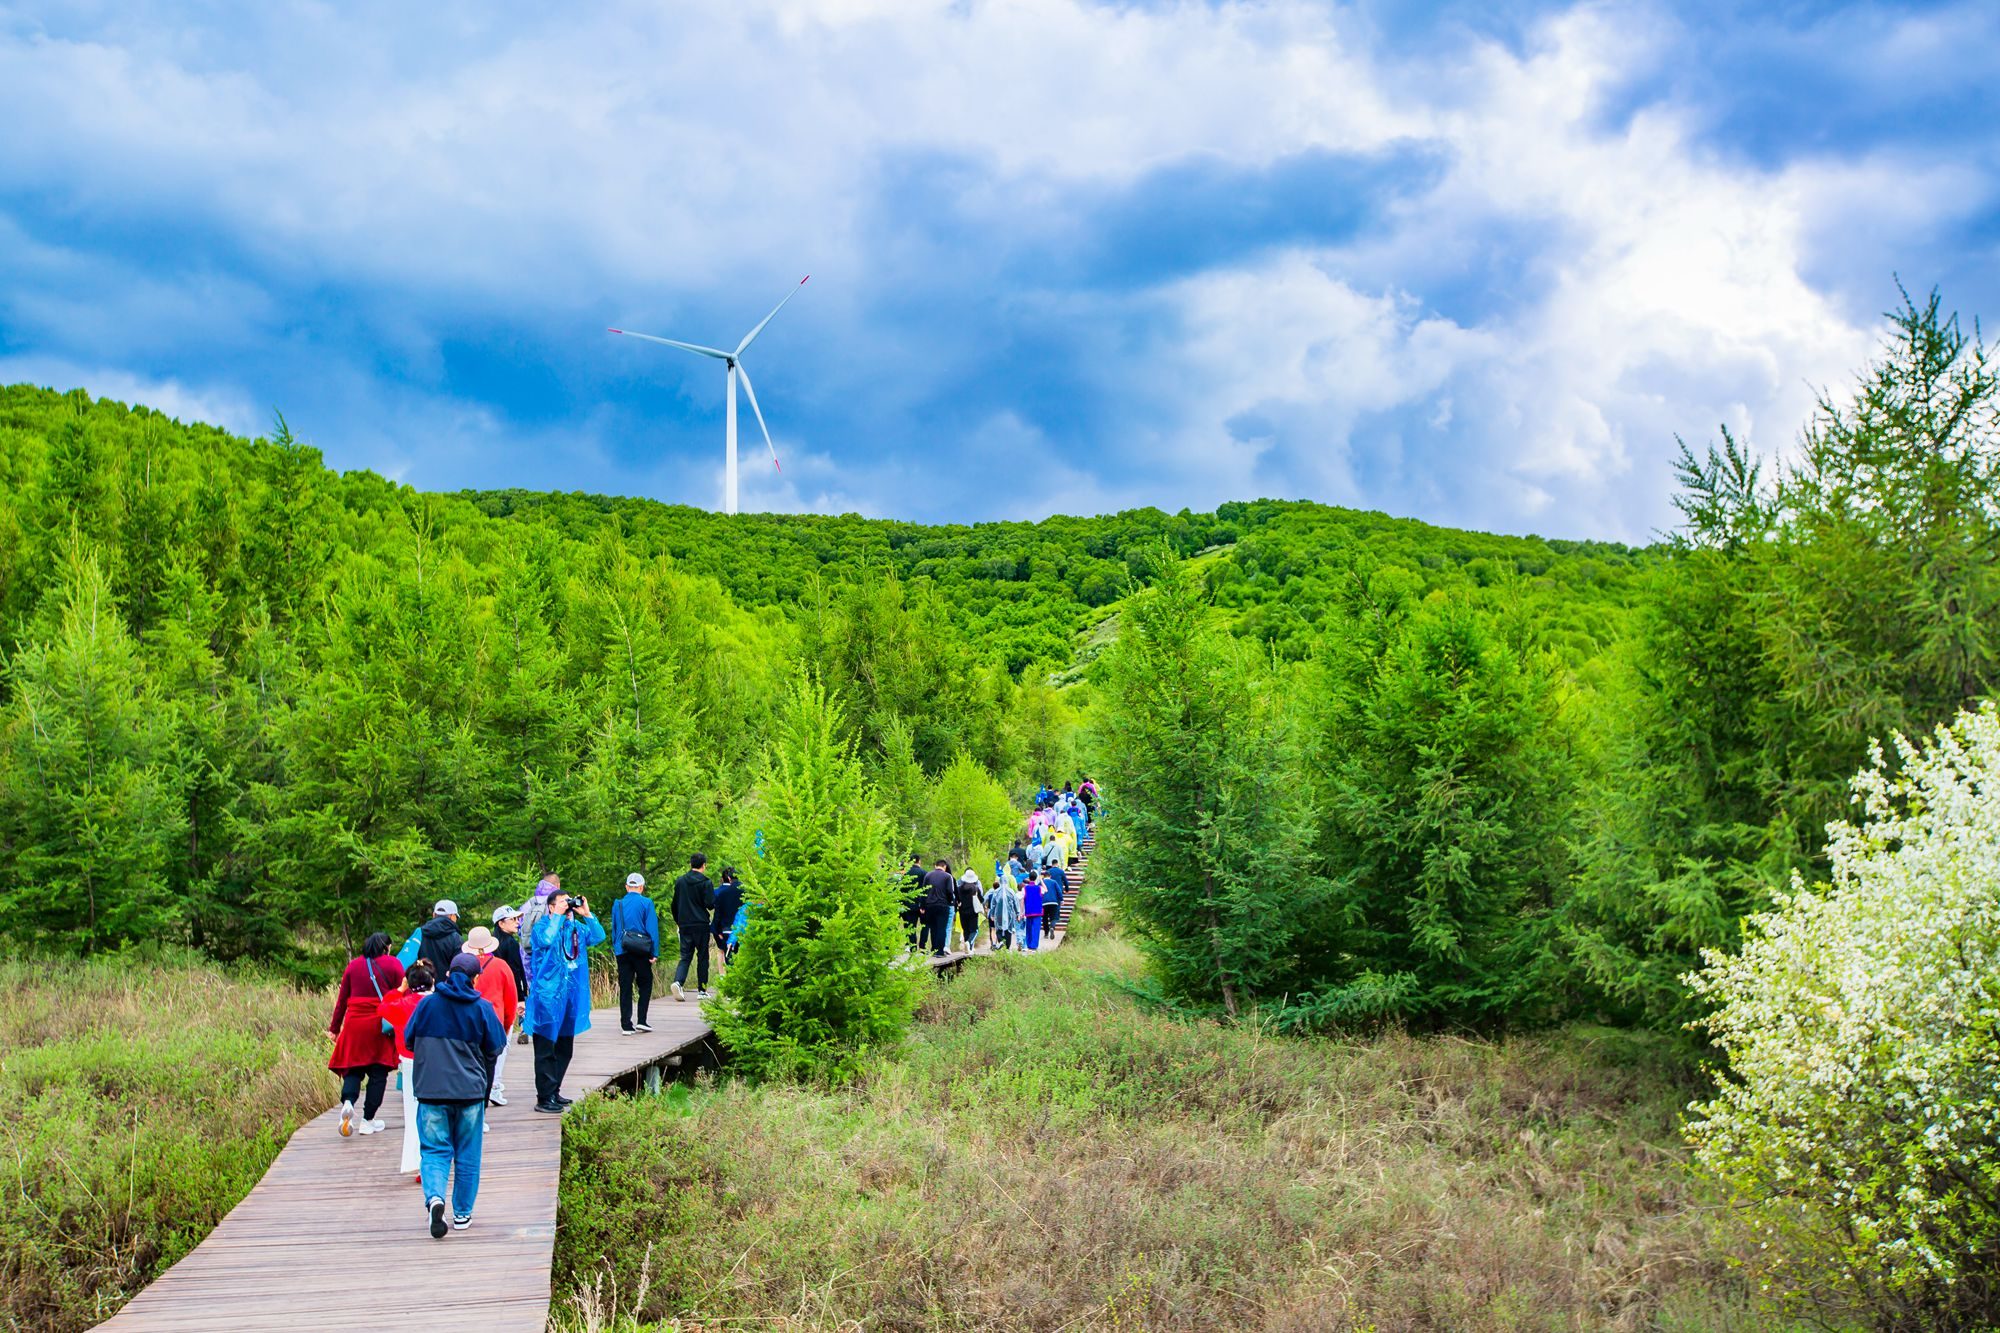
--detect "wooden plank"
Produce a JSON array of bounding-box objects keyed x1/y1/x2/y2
[{"x1": 93, "y1": 1004, "x2": 717, "y2": 1333}]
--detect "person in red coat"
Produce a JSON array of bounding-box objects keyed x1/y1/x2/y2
[{"x1": 329, "y1": 932, "x2": 405, "y2": 1137}]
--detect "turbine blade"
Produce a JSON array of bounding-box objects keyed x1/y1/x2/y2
[
  {"x1": 607, "y1": 328, "x2": 731, "y2": 359},
  {"x1": 733, "y1": 275, "x2": 809, "y2": 356},
  {"x1": 736, "y1": 362, "x2": 782, "y2": 472}
]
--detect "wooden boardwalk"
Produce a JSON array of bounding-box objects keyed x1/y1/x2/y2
[{"x1": 95, "y1": 1002, "x2": 719, "y2": 1333}]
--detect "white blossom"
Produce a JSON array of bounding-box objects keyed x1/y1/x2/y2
[{"x1": 1686, "y1": 704, "x2": 2000, "y2": 1314}]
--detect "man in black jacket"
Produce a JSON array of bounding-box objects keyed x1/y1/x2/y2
[
  {"x1": 416, "y1": 901, "x2": 464, "y2": 980},
  {"x1": 921, "y1": 859, "x2": 956, "y2": 957},
  {"x1": 406, "y1": 954, "x2": 506, "y2": 1238},
  {"x1": 669, "y1": 854, "x2": 716, "y2": 1001}
]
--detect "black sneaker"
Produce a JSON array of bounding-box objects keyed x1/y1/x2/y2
[
  {"x1": 452, "y1": 1213, "x2": 472, "y2": 1231},
  {"x1": 428, "y1": 1198, "x2": 448, "y2": 1239},
  {"x1": 532, "y1": 1102, "x2": 564, "y2": 1115},
  {"x1": 635, "y1": 1022, "x2": 653, "y2": 1032},
  {"x1": 554, "y1": 1094, "x2": 574, "y2": 1106}
]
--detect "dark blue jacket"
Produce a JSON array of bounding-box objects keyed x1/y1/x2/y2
[
  {"x1": 405, "y1": 972, "x2": 505, "y2": 1105},
  {"x1": 610, "y1": 892, "x2": 660, "y2": 957},
  {"x1": 711, "y1": 880, "x2": 743, "y2": 937}
]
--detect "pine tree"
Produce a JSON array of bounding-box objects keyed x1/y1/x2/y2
[
  {"x1": 1091, "y1": 563, "x2": 1330, "y2": 1019},
  {"x1": 712, "y1": 680, "x2": 922, "y2": 1081},
  {"x1": 0, "y1": 543, "x2": 187, "y2": 950},
  {"x1": 927, "y1": 751, "x2": 1019, "y2": 871},
  {"x1": 1316, "y1": 597, "x2": 1574, "y2": 1029}
]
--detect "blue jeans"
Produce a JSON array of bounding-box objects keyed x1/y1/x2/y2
[{"x1": 417, "y1": 1101, "x2": 485, "y2": 1217}]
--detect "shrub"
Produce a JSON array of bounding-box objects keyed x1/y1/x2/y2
[
  {"x1": 710, "y1": 679, "x2": 923, "y2": 1081},
  {"x1": 1687, "y1": 704, "x2": 2000, "y2": 1328}
]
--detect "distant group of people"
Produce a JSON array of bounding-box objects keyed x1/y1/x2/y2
[
  {"x1": 903, "y1": 778, "x2": 1097, "y2": 958},
  {"x1": 325, "y1": 852, "x2": 749, "y2": 1239}
]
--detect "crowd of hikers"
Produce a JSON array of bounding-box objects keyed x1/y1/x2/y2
[
  {"x1": 903, "y1": 779, "x2": 1097, "y2": 958},
  {"x1": 325, "y1": 778, "x2": 1096, "y2": 1239}
]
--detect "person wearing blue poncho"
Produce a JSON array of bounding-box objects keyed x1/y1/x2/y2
[{"x1": 526, "y1": 885, "x2": 605, "y2": 1114}]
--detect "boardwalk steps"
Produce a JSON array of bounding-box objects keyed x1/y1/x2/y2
[{"x1": 924, "y1": 827, "x2": 1096, "y2": 969}]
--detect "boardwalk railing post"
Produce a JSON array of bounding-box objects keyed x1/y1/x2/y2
[{"x1": 644, "y1": 1064, "x2": 662, "y2": 1096}]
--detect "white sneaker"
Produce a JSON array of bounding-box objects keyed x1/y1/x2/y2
[
  {"x1": 488, "y1": 1091, "x2": 508, "y2": 1107},
  {"x1": 356, "y1": 1118, "x2": 386, "y2": 1135},
  {"x1": 671, "y1": 981, "x2": 685, "y2": 1002},
  {"x1": 339, "y1": 1101, "x2": 354, "y2": 1137},
  {"x1": 635, "y1": 1022, "x2": 652, "y2": 1032}
]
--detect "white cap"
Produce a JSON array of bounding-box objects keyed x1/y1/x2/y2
[
  {"x1": 625, "y1": 872, "x2": 646, "y2": 888},
  {"x1": 433, "y1": 899, "x2": 457, "y2": 916},
  {"x1": 491, "y1": 905, "x2": 520, "y2": 924}
]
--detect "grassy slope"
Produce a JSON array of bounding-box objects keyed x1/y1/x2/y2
[
  {"x1": 0, "y1": 954, "x2": 333, "y2": 1333},
  {"x1": 553, "y1": 911, "x2": 1773, "y2": 1333}
]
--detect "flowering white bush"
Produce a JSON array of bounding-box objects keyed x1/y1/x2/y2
[{"x1": 1686, "y1": 704, "x2": 2000, "y2": 1327}]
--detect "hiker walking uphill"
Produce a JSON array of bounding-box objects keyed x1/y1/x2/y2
[
  {"x1": 415, "y1": 901, "x2": 464, "y2": 979},
  {"x1": 670, "y1": 854, "x2": 716, "y2": 1001},
  {"x1": 405, "y1": 954, "x2": 506, "y2": 1238},
  {"x1": 920, "y1": 859, "x2": 956, "y2": 957},
  {"x1": 611, "y1": 872, "x2": 660, "y2": 1033},
  {"x1": 711, "y1": 866, "x2": 744, "y2": 965},
  {"x1": 329, "y1": 933, "x2": 405, "y2": 1138},
  {"x1": 525, "y1": 885, "x2": 603, "y2": 1114}
]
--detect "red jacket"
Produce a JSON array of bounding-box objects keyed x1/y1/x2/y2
[
  {"x1": 379, "y1": 988, "x2": 427, "y2": 1062},
  {"x1": 328, "y1": 954, "x2": 405, "y2": 1072},
  {"x1": 473, "y1": 954, "x2": 519, "y2": 1030}
]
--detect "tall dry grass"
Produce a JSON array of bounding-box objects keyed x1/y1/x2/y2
[
  {"x1": 552, "y1": 920, "x2": 1787, "y2": 1332},
  {"x1": 0, "y1": 951, "x2": 333, "y2": 1333}
]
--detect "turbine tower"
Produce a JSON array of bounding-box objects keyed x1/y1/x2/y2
[{"x1": 609, "y1": 275, "x2": 808, "y2": 515}]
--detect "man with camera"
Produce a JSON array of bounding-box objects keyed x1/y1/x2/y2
[{"x1": 524, "y1": 883, "x2": 605, "y2": 1114}]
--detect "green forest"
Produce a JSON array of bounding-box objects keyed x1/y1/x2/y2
[{"x1": 4, "y1": 290, "x2": 2000, "y2": 1329}]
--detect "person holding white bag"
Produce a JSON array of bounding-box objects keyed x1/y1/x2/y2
[{"x1": 379, "y1": 959, "x2": 436, "y2": 1183}]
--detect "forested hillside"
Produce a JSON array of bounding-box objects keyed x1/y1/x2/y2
[{"x1": 0, "y1": 380, "x2": 1640, "y2": 970}]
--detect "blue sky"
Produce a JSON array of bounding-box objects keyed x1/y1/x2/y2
[{"x1": 1, "y1": 0, "x2": 1994, "y2": 541}]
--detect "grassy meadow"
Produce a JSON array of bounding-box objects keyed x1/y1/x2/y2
[{"x1": 551, "y1": 910, "x2": 1778, "y2": 1332}]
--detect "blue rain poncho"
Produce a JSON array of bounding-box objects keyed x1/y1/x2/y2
[{"x1": 525, "y1": 908, "x2": 606, "y2": 1039}]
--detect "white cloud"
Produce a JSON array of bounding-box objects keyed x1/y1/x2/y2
[
  {"x1": 0, "y1": 355, "x2": 261, "y2": 435},
  {"x1": 0, "y1": 0, "x2": 1989, "y2": 539}
]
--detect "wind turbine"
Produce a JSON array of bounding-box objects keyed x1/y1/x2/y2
[{"x1": 609, "y1": 276, "x2": 808, "y2": 516}]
